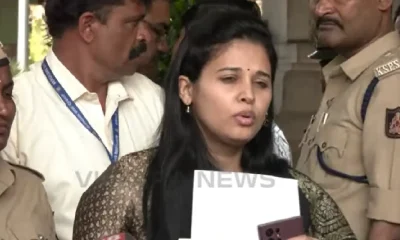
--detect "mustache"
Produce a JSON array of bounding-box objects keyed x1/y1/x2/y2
[
  {"x1": 316, "y1": 17, "x2": 343, "y2": 29},
  {"x1": 128, "y1": 40, "x2": 147, "y2": 60}
]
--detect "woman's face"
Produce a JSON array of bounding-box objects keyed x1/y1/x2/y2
[{"x1": 179, "y1": 39, "x2": 272, "y2": 147}]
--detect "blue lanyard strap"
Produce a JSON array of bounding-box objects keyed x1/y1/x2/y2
[{"x1": 42, "y1": 59, "x2": 119, "y2": 163}]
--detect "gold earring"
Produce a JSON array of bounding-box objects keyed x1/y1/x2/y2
[
  {"x1": 186, "y1": 105, "x2": 190, "y2": 113},
  {"x1": 263, "y1": 114, "x2": 269, "y2": 126}
]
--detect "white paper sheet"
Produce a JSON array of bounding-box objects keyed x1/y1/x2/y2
[{"x1": 190, "y1": 170, "x2": 300, "y2": 240}]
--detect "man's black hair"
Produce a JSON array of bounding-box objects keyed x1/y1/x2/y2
[{"x1": 45, "y1": 0, "x2": 152, "y2": 38}]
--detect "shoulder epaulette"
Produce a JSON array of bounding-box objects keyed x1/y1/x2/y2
[
  {"x1": 374, "y1": 50, "x2": 400, "y2": 78},
  {"x1": 8, "y1": 162, "x2": 45, "y2": 181}
]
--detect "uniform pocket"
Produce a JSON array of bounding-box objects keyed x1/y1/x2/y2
[
  {"x1": 10, "y1": 221, "x2": 42, "y2": 240},
  {"x1": 10, "y1": 218, "x2": 55, "y2": 240},
  {"x1": 316, "y1": 126, "x2": 349, "y2": 188},
  {"x1": 317, "y1": 125, "x2": 366, "y2": 187},
  {"x1": 318, "y1": 126, "x2": 348, "y2": 158}
]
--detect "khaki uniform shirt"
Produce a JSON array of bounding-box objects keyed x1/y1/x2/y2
[
  {"x1": 0, "y1": 159, "x2": 56, "y2": 240},
  {"x1": 296, "y1": 31, "x2": 400, "y2": 240}
]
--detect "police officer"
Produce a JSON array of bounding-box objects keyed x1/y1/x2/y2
[
  {"x1": 0, "y1": 44, "x2": 56, "y2": 240},
  {"x1": 297, "y1": 0, "x2": 400, "y2": 239}
]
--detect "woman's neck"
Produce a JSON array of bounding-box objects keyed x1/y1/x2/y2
[
  {"x1": 207, "y1": 141, "x2": 243, "y2": 172},
  {"x1": 196, "y1": 119, "x2": 244, "y2": 172}
]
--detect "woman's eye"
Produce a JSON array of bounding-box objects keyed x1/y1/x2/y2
[
  {"x1": 220, "y1": 76, "x2": 236, "y2": 82},
  {"x1": 256, "y1": 81, "x2": 268, "y2": 88}
]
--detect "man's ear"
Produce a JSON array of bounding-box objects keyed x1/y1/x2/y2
[
  {"x1": 78, "y1": 12, "x2": 98, "y2": 43},
  {"x1": 377, "y1": 0, "x2": 393, "y2": 11},
  {"x1": 178, "y1": 75, "x2": 193, "y2": 105}
]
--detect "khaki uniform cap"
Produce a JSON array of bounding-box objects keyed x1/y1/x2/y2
[
  {"x1": 0, "y1": 42, "x2": 10, "y2": 67},
  {"x1": 0, "y1": 50, "x2": 6, "y2": 60},
  {"x1": 0, "y1": 41, "x2": 6, "y2": 59}
]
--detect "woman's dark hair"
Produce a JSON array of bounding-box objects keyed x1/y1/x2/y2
[
  {"x1": 143, "y1": 8, "x2": 288, "y2": 240},
  {"x1": 181, "y1": 0, "x2": 262, "y2": 28}
]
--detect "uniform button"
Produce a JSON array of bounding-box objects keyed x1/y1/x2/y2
[
  {"x1": 322, "y1": 142, "x2": 327, "y2": 148},
  {"x1": 327, "y1": 98, "x2": 334, "y2": 108},
  {"x1": 38, "y1": 235, "x2": 45, "y2": 240}
]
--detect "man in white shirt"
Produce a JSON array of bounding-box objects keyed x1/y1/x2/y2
[{"x1": 0, "y1": 0, "x2": 164, "y2": 239}]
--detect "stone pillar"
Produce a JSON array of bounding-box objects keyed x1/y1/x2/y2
[
  {"x1": 262, "y1": 0, "x2": 295, "y2": 114},
  {"x1": 262, "y1": 0, "x2": 323, "y2": 162}
]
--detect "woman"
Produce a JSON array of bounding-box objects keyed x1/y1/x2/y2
[
  {"x1": 0, "y1": 45, "x2": 56, "y2": 240},
  {"x1": 73, "y1": 9, "x2": 356, "y2": 240},
  {"x1": 171, "y1": 0, "x2": 293, "y2": 163}
]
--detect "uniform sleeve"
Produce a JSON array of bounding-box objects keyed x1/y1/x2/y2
[
  {"x1": 34, "y1": 181, "x2": 57, "y2": 240},
  {"x1": 363, "y1": 73, "x2": 400, "y2": 224},
  {"x1": 0, "y1": 109, "x2": 23, "y2": 165},
  {"x1": 72, "y1": 163, "x2": 138, "y2": 240}
]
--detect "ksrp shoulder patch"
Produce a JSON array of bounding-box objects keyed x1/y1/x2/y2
[
  {"x1": 374, "y1": 59, "x2": 400, "y2": 77},
  {"x1": 385, "y1": 107, "x2": 400, "y2": 138}
]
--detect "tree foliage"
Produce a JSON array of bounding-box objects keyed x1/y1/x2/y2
[
  {"x1": 11, "y1": 5, "x2": 51, "y2": 76},
  {"x1": 29, "y1": 16, "x2": 51, "y2": 63}
]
